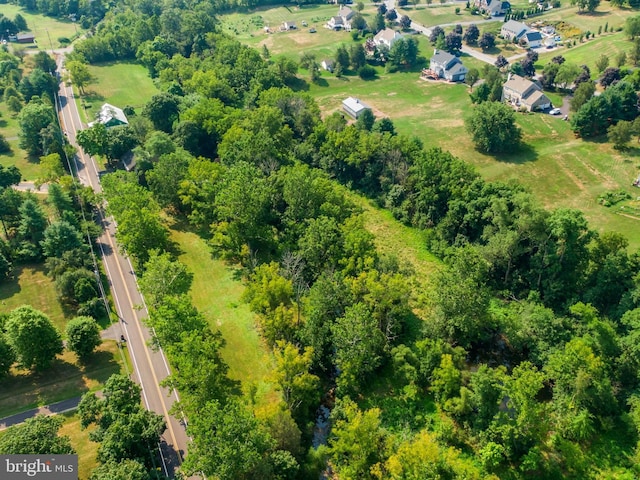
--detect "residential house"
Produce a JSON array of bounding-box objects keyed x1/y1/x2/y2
[
  {"x1": 502, "y1": 73, "x2": 551, "y2": 111},
  {"x1": 428, "y1": 49, "x2": 468, "y2": 82},
  {"x1": 373, "y1": 29, "x2": 402, "y2": 49},
  {"x1": 321, "y1": 59, "x2": 335, "y2": 72},
  {"x1": 501, "y1": 20, "x2": 528, "y2": 41},
  {"x1": 522, "y1": 30, "x2": 542, "y2": 47},
  {"x1": 327, "y1": 5, "x2": 355, "y2": 30},
  {"x1": 474, "y1": 0, "x2": 511, "y2": 16},
  {"x1": 90, "y1": 103, "x2": 129, "y2": 128},
  {"x1": 16, "y1": 33, "x2": 35, "y2": 43},
  {"x1": 342, "y1": 97, "x2": 371, "y2": 119}
]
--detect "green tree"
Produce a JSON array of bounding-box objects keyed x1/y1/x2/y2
[
  {"x1": 466, "y1": 101, "x2": 522, "y2": 153},
  {"x1": 147, "y1": 295, "x2": 207, "y2": 348},
  {"x1": 570, "y1": 81, "x2": 595, "y2": 111},
  {"x1": 465, "y1": 67, "x2": 480, "y2": 90},
  {"x1": 41, "y1": 220, "x2": 83, "y2": 258},
  {"x1": 89, "y1": 459, "x2": 150, "y2": 480},
  {"x1": 328, "y1": 398, "x2": 385, "y2": 480},
  {"x1": 335, "y1": 44, "x2": 350, "y2": 71},
  {"x1": 66, "y1": 60, "x2": 94, "y2": 95},
  {"x1": 37, "y1": 152, "x2": 65, "y2": 186},
  {"x1": 0, "y1": 415, "x2": 74, "y2": 454},
  {"x1": 5, "y1": 305, "x2": 63, "y2": 371},
  {"x1": 555, "y1": 62, "x2": 581, "y2": 90},
  {"x1": 608, "y1": 120, "x2": 634, "y2": 149},
  {"x1": 332, "y1": 302, "x2": 386, "y2": 394},
  {"x1": 625, "y1": 15, "x2": 640, "y2": 39},
  {"x1": 0, "y1": 334, "x2": 16, "y2": 377},
  {"x1": 143, "y1": 92, "x2": 180, "y2": 133},
  {"x1": 146, "y1": 151, "x2": 190, "y2": 210},
  {"x1": 77, "y1": 123, "x2": 109, "y2": 158},
  {"x1": 18, "y1": 101, "x2": 58, "y2": 156},
  {"x1": 66, "y1": 316, "x2": 101, "y2": 360},
  {"x1": 349, "y1": 43, "x2": 366, "y2": 70},
  {"x1": 139, "y1": 250, "x2": 193, "y2": 308},
  {"x1": 571, "y1": 95, "x2": 610, "y2": 138},
  {"x1": 273, "y1": 341, "x2": 320, "y2": 420},
  {"x1": 595, "y1": 53, "x2": 609, "y2": 73}
]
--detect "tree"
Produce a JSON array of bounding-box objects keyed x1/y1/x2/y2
[
  {"x1": 385, "y1": 9, "x2": 397, "y2": 21},
  {"x1": 355, "y1": 109, "x2": 376, "y2": 131},
  {"x1": 66, "y1": 316, "x2": 102, "y2": 360},
  {"x1": 466, "y1": 101, "x2": 522, "y2": 153},
  {"x1": 32, "y1": 51, "x2": 56, "y2": 74},
  {"x1": 600, "y1": 67, "x2": 621, "y2": 88},
  {"x1": 465, "y1": 67, "x2": 480, "y2": 91},
  {"x1": 0, "y1": 415, "x2": 74, "y2": 454},
  {"x1": 18, "y1": 101, "x2": 58, "y2": 156},
  {"x1": 0, "y1": 335, "x2": 16, "y2": 377},
  {"x1": 38, "y1": 152, "x2": 65, "y2": 186},
  {"x1": 608, "y1": 120, "x2": 634, "y2": 149},
  {"x1": 89, "y1": 459, "x2": 150, "y2": 480},
  {"x1": 478, "y1": 32, "x2": 495, "y2": 51},
  {"x1": 273, "y1": 341, "x2": 320, "y2": 420},
  {"x1": 66, "y1": 60, "x2": 94, "y2": 95},
  {"x1": 335, "y1": 45, "x2": 350, "y2": 71},
  {"x1": 555, "y1": 62, "x2": 581, "y2": 90},
  {"x1": 570, "y1": 81, "x2": 595, "y2": 111},
  {"x1": 357, "y1": 1, "x2": 365, "y2": 11},
  {"x1": 143, "y1": 92, "x2": 180, "y2": 133},
  {"x1": 445, "y1": 32, "x2": 462, "y2": 53},
  {"x1": 430, "y1": 26, "x2": 444, "y2": 44},
  {"x1": 349, "y1": 43, "x2": 366, "y2": 70},
  {"x1": 399, "y1": 15, "x2": 411, "y2": 30},
  {"x1": 495, "y1": 54, "x2": 508, "y2": 69},
  {"x1": 77, "y1": 123, "x2": 109, "y2": 158},
  {"x1": 139, "y1": 250, "x2": 193, "y2": 307},
  {"x1": 572, "y1": 0, "x2": 600, "y2": 11},
  {"x1": 463, "y1": 24, "x2": 480, "y2": 45},
  {"x1": 625, "y1": 15, "x2": 640, "y2": 39},
  {"x1": 328, "y1": 398, "x2": 385, "y2": 480},
  {"x1": 0, "y1": 164, "x2": 22, "y2": 189},
  {"x1": 5, "y1": 306, "x2": 63, "y2": 371},
  {"x1": 41, "y1": 220, "x2": 84, "y2": 258},
  {"x1": 332, "y1": 302, "x2": 386, "y2": 394},
  {"x1": 595, "y1": 54, "x2": 609, "y2": 73}
]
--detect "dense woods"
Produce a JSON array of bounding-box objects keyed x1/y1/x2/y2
[{"x1": 3, "y1": 0, "x2": 640, "y2": 477}]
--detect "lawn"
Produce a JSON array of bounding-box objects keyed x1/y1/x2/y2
[
  {"x1": 169, "y1": 224, "x2": 279, "y2": 407},
  {"x1": 0, "y1": 264, "x2": 68, "y2": 333},
  {"x1": 0, "y1": 340, "x2": 123, "y2": 418},
  {"x1": 0, "y1": 4, "x2": 84, "y2": 48},
  {"x1": 0, "y1": 100, "x2": 42, "y2": 181},
  {"x1": 78, "y1": 62, "x2": 159, "y2": 124},
  {"x1": 398, "y1": 4, "x2": 481, "y2": 26},
  {"x1": 307, "y1": 66, "x2": 640, "y2": 249},
  {"x1": 58, "y1": 412, "x2": 98, "y2": 480}
]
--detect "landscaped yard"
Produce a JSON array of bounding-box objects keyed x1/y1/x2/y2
[
  {"x1": 78, "y1": 62, "x2": 159, "y2": 124},
  {"x1": 0, "y1": 4, "x2": 84, "y2": 48}
]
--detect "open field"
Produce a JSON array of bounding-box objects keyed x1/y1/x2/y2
[
  {"x1": 0, "y1": 4, "x2": 84, "y2": 48},
  {"x1": 399, "y1": 4, "x2": 481, "y2": 26},
  {"x1": 307, "y1": 67, "x2": 640, "y2": 248},
  {"x1": 0, "y1": 340, "x2": 123, "y2": 418},
  {"x1": 169, "y1": 225, "x2": 279, "y2": 407},
  {"x1": 58, "y1": 412, "x2": 98, "y2": 480},
  {"x1": 79, "y1": 62, "x2": 159, "y2": 123},
  {"x1": 0, "y1": 264, "x2": 68, "y2": 333},
  {"x1": 0, "y1": 101, "x2": 41, "y2": 181}
]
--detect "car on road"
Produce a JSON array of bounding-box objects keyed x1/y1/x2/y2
[{"x1": 549, "y1": 108, "x2": 562, "y2": 115}]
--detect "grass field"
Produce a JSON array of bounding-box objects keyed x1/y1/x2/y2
[
  {"x1": 58, "y1": 412, "x2": 98, "y2": 480},
  {"x1": 0, "y1": 264, "x2": 68, "y2": 332},
  {"x1": 0, "y1": 100, "x2": 42, "y2": 181},
  {"x1": 0, "y1": 4, "x2": 84, "y2": 48},
  {"x1": 0, "y1": 340, "x2": 123, "y2": 418},
  {"x1": 79, "y1": 62, "x2": 159, "y2": 124},
  {"x1": 169, "y1": 224, "x2": 279, "y2": 407},
  {"x1": 398, "y1": 4, "x2": 481, "y2": 26}
]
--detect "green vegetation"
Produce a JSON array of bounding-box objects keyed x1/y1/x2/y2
[
  {"x1": 79, "y1": 62, "x2": 159, "y2": 123},
  {"x1": 398, "y1": 4, "x2": 479, "y2": 26},
  {"x1": 58, "y1": 413, "x2": 99, "y2": 480}
]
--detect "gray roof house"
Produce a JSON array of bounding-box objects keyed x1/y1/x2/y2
[
  {"x1": 327, "y1": 5, "x2": 355, "y2": 30},
  {"x1": 474, "y1": 0, "x2": 511, "y2": 16},
  {"x1": 342, "y1": 97, "x2": 371, "y2": 119},
  {"x1": 429, "y1": 49, "x2": 468, "y2": 82},
  {"x1": 501, "y1": 20, "x2": 529, "y2": 41},
  {"x1": 90, "y1": 103, "x2": 129, "y2": 128},
  {"x1": 502, "y1": 73, "x2": 551, "y2": 111}
]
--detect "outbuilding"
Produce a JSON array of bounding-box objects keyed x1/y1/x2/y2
[{"x1": 342, "y1": 97, "x2": 371, "y2": 119}]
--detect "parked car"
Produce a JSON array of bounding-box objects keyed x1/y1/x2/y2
[
  {"x1": 549, "y1": 108, "x2": 562, "y2": 115},
  {"x1": 309, "y1": 27, "x2": 317, "y2": 33}
]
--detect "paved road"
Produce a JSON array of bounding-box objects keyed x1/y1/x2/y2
[
  {"x1": 0, "y1": 397, "x2": 83, "y2": 430},
  {"x1": 13, "y1": 182, "x2": 49, "y2": 193},
  {"x1": 55, "y1": 56, "x2": 192, "y2": 478}
]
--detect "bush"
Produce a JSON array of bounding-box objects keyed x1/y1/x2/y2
[
  {"x1": 358, "y1": 65, "x2": 377, "y2": 80},
  {"x1": 597, "y1": 189, "x2": 631, "y2": 207},
  {"x1": 0, "y1": 134, "x2": 11, "y2": 154}
]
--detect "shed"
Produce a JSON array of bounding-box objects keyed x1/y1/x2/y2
[
  {"x1": 16, "y1": 33, "x2": 35, "y2": 44},
  {"x1": 342, "y1": 97, "x2": 371, "y2": 119}
]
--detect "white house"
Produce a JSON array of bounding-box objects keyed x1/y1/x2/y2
[
  {"x1": 522, "y1": 30, "x2": 542, "y2": 47},
  {"x1": 321, "y1": 59, "x2": 335, "y2": 72},
  {"x1": 428, "y1": 49, "x2": 468, "y2": 82},
  {"x1": 342, "y1": 97, "x2": 371, "y2": 119},
  {"x1": 501, "y1": 20, "x2": 529, "y2": 41},
  {"x1": 373, "y1": 29, "x2": 402, "y2": 49},
  {"x1": 502, "y1": 73, "x2": 551, "y2": 111},
  {"x1": 89, "y1": 103, "x2": 128, "y2": 128},
  {"x1": 474, "y1": 0, "x2": 511, "y2": 16},
  {"x1": 327, "y1": 5, "x2": 355, "y2": 30}
]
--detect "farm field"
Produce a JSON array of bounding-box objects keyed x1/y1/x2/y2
[
  {"x1": 79, "y1": 62, "x2": 159, "y2": 124},
  {"x1": 0, "y1": 4, "x2": 83, "y2": 48}
]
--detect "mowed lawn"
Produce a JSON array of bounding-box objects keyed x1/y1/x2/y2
[
  {"x1": 0, "y1": 4, "x2": 84, "y2": 47},
  {"x1": 79, "y1": 62, "x2": 159, "y2": 123},
  {"x1": 169, "y1": 226, "x2": 279, "y2": 407},
  {"x1": 0, "y1": 340, "x2": 123, "y2": 418},
  {"x1": 58, "y1": 412, "x2": 98, "y2": 480},
  {"x1": 0, "y1": 100, "x2": 43, "y2": 181},
  {"x1": 307, "y1": 68, "x2": 640, "y2": 248}
]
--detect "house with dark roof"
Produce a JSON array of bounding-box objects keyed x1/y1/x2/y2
[
  {"x1": 523, "y1": 30, "x2": 542, "y2": 48},
  {"x1": 428, "y1": 49, "x2": 468, "y2": 82},
  {"x1": 342, "y1": 97, "x2": 371, "y2": 119},
  {"x1": 501, "y1": 20, "x2": 529, "y2": 41},
  {"x1": 474, "y1": 0, "x2": 511, "y2": 16},
  {"x1": 502, "y1": 73, "x2": 551, "y2": 111},
  {"x1": 90, "y1": 103, "x2": 129, "y2": 128},
  {"x1": 373, "y1": 29, "x2": 402, "y2": 49}
]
